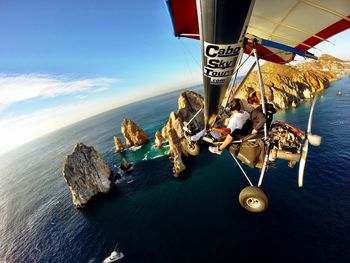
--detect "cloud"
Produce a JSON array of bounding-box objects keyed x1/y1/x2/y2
[
  {"x1": 93, "y1": 87, "x2": 109, "y2": 93},
  {"x1": 0, "y1": 74, "x2": 120, "y2": 110},
  {"x1": 75, "y1": 94, "x2": 89, "y2": 100},
  {"x1": 0, "y1": 102, "x2": 92, "y2": 154},
  {"x1": 0, "y1": 71, "x2": 202, "y2": 155}
]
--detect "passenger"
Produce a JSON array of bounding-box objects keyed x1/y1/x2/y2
[
  {"x1": 247, "y1": 91, "x2": 276, "y2": 133},
  {"x1": 209, "y1": 99, "x2": 250, "y2": 155}
]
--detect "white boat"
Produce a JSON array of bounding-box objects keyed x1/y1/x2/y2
[{"x1": 103, "y1": 244, "x2": 124, "y2": 263}]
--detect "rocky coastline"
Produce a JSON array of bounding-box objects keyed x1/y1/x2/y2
[
  {"x1": 234, "y1": 55, "x2": 350, "y2": 110},
  {"x1": 62, "y1": 54, "x2": 350, "y2": 206}
]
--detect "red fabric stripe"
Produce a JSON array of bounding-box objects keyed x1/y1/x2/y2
[
  {"x1": 296, "y1": 16, "x2": 350, "y2": 51},
  {"x1": 170, "y1": 0, "x2": 199, "y2": 39}
]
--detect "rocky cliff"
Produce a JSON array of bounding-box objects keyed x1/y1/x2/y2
[
  {"x1": 121, "y1": 118, "x2": 148, "y2": 147},
  {"x1": 62, "y1": 143, "x2": 111, "y2": 208},
  {"x1": 161, "y1": 91, "x2": 204, "y2": 177},
  {"x1": 234, "y1": 55, "x2": 350, "y2": 109}
]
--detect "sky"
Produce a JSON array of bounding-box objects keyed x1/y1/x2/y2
[{"x1": 0, "y1": 0, "x2": 350, "y2": 155}]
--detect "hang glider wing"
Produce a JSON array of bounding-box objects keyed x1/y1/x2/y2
[{"x1": 166, "y1": 0, "x2": 350, "y2": 63}]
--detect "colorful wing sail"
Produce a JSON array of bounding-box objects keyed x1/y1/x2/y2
[
  {"x1": 166, "y1": 0, "x2": 350, "y2": 129},
  {"x1": 166, "y1": 0, "x2": 350, "y2": 63}
]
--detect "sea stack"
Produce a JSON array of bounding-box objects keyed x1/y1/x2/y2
[
  {"x1": 154, "y1": 131, "x2": 164, "y2": 148},
  {"x1": 62, "y1": 143, "x2": 112, "y2": 208},
  {"x1": 120, "y1": 158, "x2": 130, "y2": 171},
  {"x1": 121, "y1": 119, "x2": 148, "y2": 147},
  {"x1": 162, "y1": 91, "x2": 204, "y2": 177},
  {"x1": 113, "y1": 136, "x2": 124, "y2": 152}
]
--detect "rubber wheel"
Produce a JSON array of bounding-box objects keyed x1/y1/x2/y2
[
  {"x1": 239, "y1": 186, "x2": 268, "y2": 213},
  {"x1": 183, "y1": 142, "x2": 200, "y2": 156}
]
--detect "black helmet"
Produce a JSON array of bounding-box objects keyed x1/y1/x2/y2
[{"x1": 229, "y1": 99, "x2": 241, "y2": 111}]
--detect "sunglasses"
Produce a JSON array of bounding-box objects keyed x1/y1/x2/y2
[{"x1": 248, "y1": 97, "x2": 259, "y2": 104}]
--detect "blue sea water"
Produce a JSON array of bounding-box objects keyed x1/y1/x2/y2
[{"x1": 1, "y1": 77, "x2": 350, "y2": 263}]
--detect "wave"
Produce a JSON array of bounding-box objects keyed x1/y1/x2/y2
[
  {"x1": 142, "y1": 145, "x2": 170, "y2": 161},
  {"x1": 111, "y1": 146, "x2": 125, "y2": 153},
  {"x1": 150, "y1": 154, "x2": 164, "y2": 160},
  {"x1": 129, "y1": 145, "x2": 142, "y2": 151}
]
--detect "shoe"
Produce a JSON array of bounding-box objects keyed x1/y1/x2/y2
[{"x1": 209, "y1": 146, "x2": 222, "y2": 155}]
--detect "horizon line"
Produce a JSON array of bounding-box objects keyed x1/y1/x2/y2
[{"x1": 0, "y1": 82, "x2": 203, "y2": 157}]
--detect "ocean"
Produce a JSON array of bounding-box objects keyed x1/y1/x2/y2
[{"x1": 1, "y1": 76, "x2": 350, "y2": 263}]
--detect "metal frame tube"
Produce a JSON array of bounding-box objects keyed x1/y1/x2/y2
[
  {"x1": 253, "y1": 47, "x2": 268, "y2": 140},
  {"x1": 230, "y1": 153, "x2": 253, "y2": 187},
  {"x1": 229, "y1": 61, "x2": 256, "y2": 100},
  {"x1": 258, "y1": 154, "x2": 269, "y2": 187},
  {"x1": 179, "y1": 33, "x2": 200, "y2": 38},
  {"x1": 253, "y1": 46, "x2": 270, "y2": 187},
  {"x1": 185, "y1": 107, "x2": 203, "y2": 128},
  {"x1": 257, "y1": 142, "x2": 270, "y2": 187},
  {"x1": 212, "y1": 55, "x2": 255, "y2": 128},
  {"x1": 227, "y1": 50, "x2": 254, "y2": 89},
  {"x1": 224, "y1": 51, "x2": 244, "y2": 109}
]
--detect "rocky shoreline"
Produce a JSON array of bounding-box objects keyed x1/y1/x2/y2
[
  {"x1": 62, "y1": 54, "x2": 350, "y2": 207},
  {"x1": 234, "y1": 55, "x2": 350, "y2": 110}
]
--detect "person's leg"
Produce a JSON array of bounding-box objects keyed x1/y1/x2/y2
[
  {"x1": 209, "y1": 134, "x2": 234, "y2": 154},
  {"x1": 218, "y1": 134, "x2": 234, "y2": 151}
]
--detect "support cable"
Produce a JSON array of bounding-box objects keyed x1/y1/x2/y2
[{"x1": 230, "y1": 153, "x2": 253, "y2": 186}]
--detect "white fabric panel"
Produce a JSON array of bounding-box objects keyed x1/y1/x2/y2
[
  {"x1": 252, "y1": 0, "x2": 297, "y2": 24},
  {"x1": 271, "y1": 27, "x2": 314, "y2": 47},
  {"x1": 248, "y1": 0, "x2": 350, "y2": 49},
  {"x1": 249, "y1": 16, "x2": 276, "y2": 34},
  {"x1": 284, "y1": 3, "x2": 338, "y2": 36},
  {"x1": 308, "y1": 0, "x2": 350, "y2": 18}
]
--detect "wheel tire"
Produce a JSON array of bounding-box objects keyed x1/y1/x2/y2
[
  {"x1": 239, "y1": 186, "x2": 268, "y2": 213},
  {"x1": 183, "y1": 142, "x2": 200, "y2": 156}
]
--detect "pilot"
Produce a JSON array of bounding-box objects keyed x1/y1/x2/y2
[{"x1": 209, "y1": 99, "x2": 251, "y2": 154}]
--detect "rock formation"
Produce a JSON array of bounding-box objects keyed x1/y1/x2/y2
[
  {"x1": 230, "y1": 55, "x2": 350, "y2": 110},
  {"x1": 161, "y1": 91, "x2": 204, "y2": 177},
  {"x1": 154, "y1": 131, "x2": 164, "y2": 148},
  {"x1": 113, "y1": 136, "x2": 124, "y2": 152},
  {"x1": 234, "y1": 61, "x2": 335, "y2": 109},
  {"x1": 63, "y1": 143, "x2": 111, "y2": 208},
  {"x1": 121, "y1": 119, "x2": 148, "y2": 147},
  {"x1": 120, "y1": 158, "x2": 130, "y2": 171}
]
